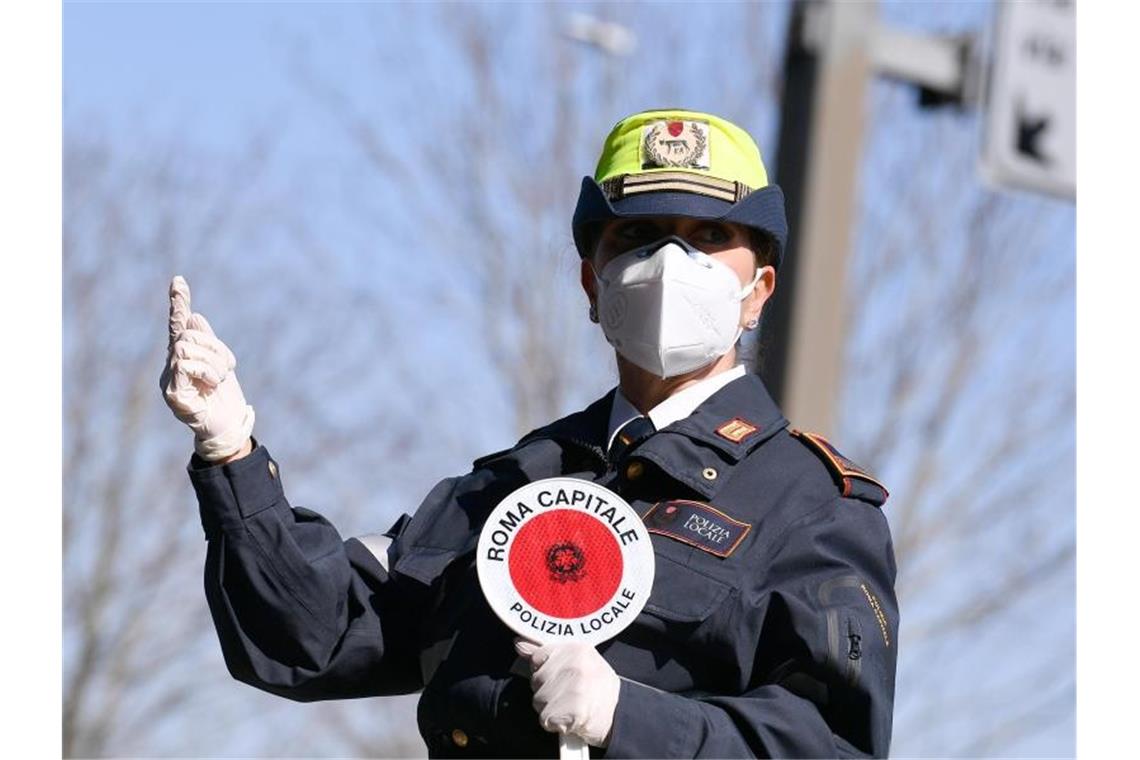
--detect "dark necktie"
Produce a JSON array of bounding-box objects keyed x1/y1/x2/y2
[{"x1": 608, "y1": 416, "x2": 657, "y2": 466}]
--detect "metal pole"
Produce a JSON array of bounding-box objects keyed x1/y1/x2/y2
[{"x1": 758, "y1": 0, "x2": 875, "y2": 437}]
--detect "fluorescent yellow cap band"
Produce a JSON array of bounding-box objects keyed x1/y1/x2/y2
[{"x1": 593, "y1": 109, "x2": 770, "y2": 190}]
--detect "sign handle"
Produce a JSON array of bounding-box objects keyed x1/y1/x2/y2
[{"x1": 560, "y1": 733, "x2": 590, "y2": 760}]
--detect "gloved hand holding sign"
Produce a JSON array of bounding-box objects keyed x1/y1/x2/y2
[
  {"x1": 477, "y1": 477, "x2": 654, "y2": 759},
  {"x1": 159, "y1": 276, "x2": 255, "y2": 461},
  {"x1": 514, "y1": 639, "x2": 621, "y2": 748}
]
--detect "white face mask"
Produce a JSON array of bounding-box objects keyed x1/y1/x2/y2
[{"x1": 592, "y1": 236, "x2": 761, "y2": 378}]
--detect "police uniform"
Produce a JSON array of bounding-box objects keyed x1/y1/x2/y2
[
  {"x1": 180, "y1": 108, "x2": 898, "y2": 757},
  {"x1": 188, "y1": 368, "x2": 898, "y2": 758}
]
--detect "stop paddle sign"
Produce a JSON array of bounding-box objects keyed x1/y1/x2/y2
[
  {"x1": 477, "y1": 477, "x2": 655, "y2": 757},
  {"x1": 477, "y1": 477, "x2": 655, "y2": 645}
]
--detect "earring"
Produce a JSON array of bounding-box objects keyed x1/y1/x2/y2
[
  {"x1": 745, "y1": 318, "x2": 759, "y2": 330},
  {"x1": 589, "y1": 304, "x2": 599, "y2": 323}
]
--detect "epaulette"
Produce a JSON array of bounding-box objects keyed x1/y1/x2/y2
[
  {"x1": 790, "y1": 429, "x2": 890, "y2": 507},
  {"x1": 471, "y1": 447, "x2": 514, "y2": 471}
]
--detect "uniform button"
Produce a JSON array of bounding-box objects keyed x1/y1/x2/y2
[
  {"x1": 267, "y1": 460, "x2": 279, "y2": 479},
  {"x1": 625, "y1": 461, "x2": 644, "y2": 480},
  {"x1": 701, "y1": 467, "x2": 718, "y2": 481},
  {"x1": 451, "y1": 728, "x2": 468, "y2": 748}
]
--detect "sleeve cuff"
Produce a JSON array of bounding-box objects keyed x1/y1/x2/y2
[
  {"x1": 186, "y1": 441, "x2": 285, "y2": 537},
  {"x1": 603, "y1": 678, "x2": 700, "y2": 758}
]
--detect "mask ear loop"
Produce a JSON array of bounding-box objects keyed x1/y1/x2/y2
[
  {"x1": 739, "y1": 267, "x2": 765, "y2": 331},
  {"x1": 737, "y1": 266, "x2": 764, "y2": 301},
  {"x1": 588, "y1": 257, "x2": 612, "y2": 324},
  {"x1": 590, "y1": 259, "x2": 608, "y2": 287}
]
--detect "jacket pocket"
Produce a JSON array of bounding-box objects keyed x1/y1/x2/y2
[{"x1": 642, "y1": 551, "x2": 733, "y2": 623}]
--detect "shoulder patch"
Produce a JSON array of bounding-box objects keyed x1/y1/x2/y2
[{"x1": 790, "y1": 429, "x2": 890, "y2": 507}]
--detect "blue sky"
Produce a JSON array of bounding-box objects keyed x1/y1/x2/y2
[{"x1": 67, "y1": 2, "x2": 313, "y2": 146}]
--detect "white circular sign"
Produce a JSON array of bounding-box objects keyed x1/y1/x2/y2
[{"x1": 476, "y1": 477, "x2": 655, "y2": 647}]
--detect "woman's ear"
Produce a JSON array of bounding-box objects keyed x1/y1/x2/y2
[{"x1": 742, "y1": 266, "x2": 777, "y2": 326}]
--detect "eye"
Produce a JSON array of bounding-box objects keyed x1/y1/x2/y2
[
  {"x1": 692, "y1": 224, "x2": 731, "y2": 246},
  {"x1": 615, "y1": 221, "x2": 660, "y2": 242}
]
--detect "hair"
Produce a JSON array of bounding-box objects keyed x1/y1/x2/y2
[
  {"x1": 579, "y1": 221, "x2": 605, "y2": 262},
  {"x1": 748, "y1": 229, "x2": 778, "y2": 272}
]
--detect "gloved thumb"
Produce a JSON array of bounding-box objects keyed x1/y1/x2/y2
[
  {"x1": 168, "y1": 275, "x2": 191, "y2": 345},
  {"x1": 514, "y1": 639, "x2": 540, "y2": 658}
]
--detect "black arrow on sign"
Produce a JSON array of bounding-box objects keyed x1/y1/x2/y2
[{"x1": 1015, "y1": 97, "x2": 1051, "y2": 165}]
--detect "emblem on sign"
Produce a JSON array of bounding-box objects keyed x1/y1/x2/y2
[
  {"x1": 476, "y1": 477, "x2": 655, "y2": 646},
  {"x1": 547, "y1": 541, "x2": 587, "y2": 583},
  {"x1": 641, "y1": 119, "x2": 711, "y2": 170}
]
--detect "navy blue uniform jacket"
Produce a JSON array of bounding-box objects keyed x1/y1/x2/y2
[{"x1": 188, "y1": 373, "x2": 899, "y2": 758}]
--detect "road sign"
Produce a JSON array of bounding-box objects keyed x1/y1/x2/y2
[{"x1": 981, "y1": 0, "x2": 1075, "y2": 200}]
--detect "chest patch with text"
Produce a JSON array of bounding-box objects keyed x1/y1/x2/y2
[{"x1": 642, "y1": 500, "x2": 751, "y2": 557}]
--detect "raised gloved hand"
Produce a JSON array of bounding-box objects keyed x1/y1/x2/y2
[
  {"x1": 514, "y1": 638, "x2": 621, "y2": 748},
  {"x1": 159, "y1": 276, "x2": 255, "y2": 461}
]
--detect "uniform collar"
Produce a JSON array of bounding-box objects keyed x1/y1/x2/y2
[
  {"x1": 519, "y1": 388, "x2": 614, "y2": 463},
  {"x1": 634, "y1": 372, "x2": 788, "y2": 499},
  {"x1": 675, "y1": 371, "x2": 786, "y2": 451},
  {"x1": 607, "y1": 365, "x2": 746, "y2": 451},
  {"x1": 526, "y1": 370, "x2": 787, "y2": 486}
]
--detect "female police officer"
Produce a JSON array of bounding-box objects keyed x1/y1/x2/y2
[{"x1": 162, "y1": 109, "x2": 899, "y2": 758}]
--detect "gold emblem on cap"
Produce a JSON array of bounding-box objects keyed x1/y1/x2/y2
[{"x1": 642, "y1": 120, "x2": 710, "y2": 171}]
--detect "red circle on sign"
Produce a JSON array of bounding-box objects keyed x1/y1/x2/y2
[{"x1": 508, "y1": 509, "x2": 622, "y2": 618}]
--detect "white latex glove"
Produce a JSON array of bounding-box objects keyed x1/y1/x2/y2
[
  {"x1": 515, "y1": 638, "x2": 621, "y2": 748},
  {"x1": 159, "y1": 276, "x2": 255, "y2": 461}
]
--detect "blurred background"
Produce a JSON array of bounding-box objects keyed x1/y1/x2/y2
[{"x1": 63, "y1": 1, "x2": 1075, "y2": 757}]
